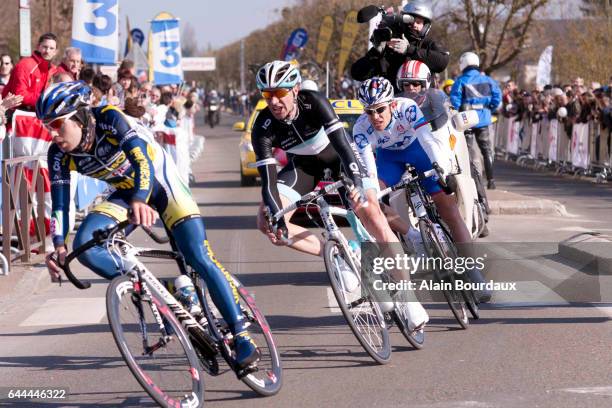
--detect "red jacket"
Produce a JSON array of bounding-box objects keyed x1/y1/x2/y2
[
  {"x1": 55, "y1": 63, "x2": 78, "y2": 81},
  {"x1": 2, "y1": 51, "x2": 56, "y2": 110}
]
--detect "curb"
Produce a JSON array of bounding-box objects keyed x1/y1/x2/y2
[
  {"x1": 558, "y1": 233, "x2": 612, "y2": 274},
  {"x1": 489, "y1": 198, "x2": 568, "y2": 216}
]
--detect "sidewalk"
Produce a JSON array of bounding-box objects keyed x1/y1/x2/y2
[{"x1": 488, "y1": 189, "x2": 567, "y2": 216}]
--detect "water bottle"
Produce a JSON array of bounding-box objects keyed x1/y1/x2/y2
[
  {"x1": 348, "y1": 240, "x2": 361, "y2": 262},
  {"x1": 174, "y1": 275, "x2": 202, "y2": 316}
]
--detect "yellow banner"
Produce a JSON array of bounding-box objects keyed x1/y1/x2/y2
[
  {"x1": 315, "y1": 16, "x2": 334, "y2": 65},
  {"x1": 337, "y1": 10, "x2": 359, "y2": 78}
]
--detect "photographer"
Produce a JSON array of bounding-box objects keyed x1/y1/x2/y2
[{"x1": 351, "y1": 1, "x2": 449, "y2": 91}]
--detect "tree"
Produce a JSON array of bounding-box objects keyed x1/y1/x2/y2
[
  {"x1": 580, "y1": 0, "x2": 612, "y2": 18},
  {"x1": 181, "y1": 22, "x2": 199, "y2": 57},
  {"x1": 449, "y1": 0, "x2": 550, "y2": 74}
]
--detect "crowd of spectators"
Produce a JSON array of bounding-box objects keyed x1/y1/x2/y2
[{"x1": 499, "y1": 76, "x2": 612, "y2": 138}]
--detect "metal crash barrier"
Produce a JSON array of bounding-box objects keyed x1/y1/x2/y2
[{"x1": 1, "y1": 155, "x2": 48, "y2": 275}]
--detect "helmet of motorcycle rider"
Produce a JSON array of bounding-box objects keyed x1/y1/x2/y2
[{"x1": 459, "y1": 52, "x2": 480, "y2": 72}]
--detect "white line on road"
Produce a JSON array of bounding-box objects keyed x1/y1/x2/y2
[
  {"x1": 559, "y1": 386, "x2": 612, "y2": 396},
  {"x1": 20, "y1": 298, "x2": 106, "y2": 327}
]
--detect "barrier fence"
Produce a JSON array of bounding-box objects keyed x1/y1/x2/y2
[
  {"x1": 1, "y1": 155, "x2": 48, "y2": 274},
  {"x1": 493, "y1": 115, "x2": 612, "y2": 181}
]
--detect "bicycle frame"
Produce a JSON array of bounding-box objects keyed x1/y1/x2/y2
[{"x1": 118, "y1": 248, "x2": 219, "y2": 356}]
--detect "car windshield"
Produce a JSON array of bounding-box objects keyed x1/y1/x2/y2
[{"x1": 338, "y1": 113, "x2": 360, "y2": 134}]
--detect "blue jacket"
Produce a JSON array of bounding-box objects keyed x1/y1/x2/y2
[{"x1": 450, "y1": 67, "x2": 501, "y2": 128}]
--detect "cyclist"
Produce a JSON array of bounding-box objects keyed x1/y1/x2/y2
[
  {"x1": 397, "y1": 60, "x2": 491, "y2": 233},
  {"x1": 252, "y1": 60, "x2": 429, "y2": 331},
  {"x1": 39, "y1": 81, "x2": 260, "y2": 369},
  {"x1": 353, "y1": 77, "x2": 491, "y2": 302}
]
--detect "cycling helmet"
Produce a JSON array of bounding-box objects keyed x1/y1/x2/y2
[
  {"x1": 256, "y1": 60, "x2": 301, "y2": 90},
  {"x1": 36, "y1": 81, "x2": 92, "y2": 123},
  {"x1": 357, "y1": 77, "x2": 394, "y2": 108},
  {"x1": 459, "y1": 52, "x2": 480, "y2": 72},
  {"x1": 402, "y1": 1, "x2": 433, "y2": 39},
  {"x1": 396, "y1": 60, "x2": 431, "y2": 90}
]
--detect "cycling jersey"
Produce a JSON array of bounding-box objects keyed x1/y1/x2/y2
[
  {"x1": 398, "y1": 88, "x2": 449, "y2": 131},
  {"x1": 48, "y1": 105, "x2": 246, "y2": 336},
  {"x1": 48, "y1": 105, "x2": 198, "y2": 247},
  {"x1": 352, "y1": 97, "x2": 445, "y2": 194},
  {"x1": 252, "y1": 90, "x2": 366, "y2": 223}
]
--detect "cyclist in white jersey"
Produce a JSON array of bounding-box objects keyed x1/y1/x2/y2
[{"x1": 353, "y1": 77, "x2": 491, "y2": 302}]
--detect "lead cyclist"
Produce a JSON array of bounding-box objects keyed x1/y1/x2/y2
[{"x1": 39, "y1": 81, "x2": 260, "y2": 369}]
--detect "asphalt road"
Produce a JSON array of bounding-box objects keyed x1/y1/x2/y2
[{"x1": 0, "y1": 113, "x2": 610, "y2": 408}]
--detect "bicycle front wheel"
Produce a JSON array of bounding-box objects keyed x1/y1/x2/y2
[
  {"x1": 324, "y1": 239, "x2": 391, "y2": 364},
  {"x1": 419, "y1": 219, "x2": 470, "y2": 329},
  {"x1": 106, "y1": 275, "x2": 204, "y2": 408}
]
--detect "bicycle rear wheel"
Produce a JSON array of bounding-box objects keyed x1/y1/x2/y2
[
  {"x1": 419, "y1": 219, "x2": 470, "y2": 329},
  {"x1": 324, "y1": 239, "x2": 391, "y2": 364},
  {"x1": 106, "y1": 275, "x2": 204, "y2": 408}
]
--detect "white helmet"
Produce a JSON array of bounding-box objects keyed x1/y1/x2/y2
[
  {"x1": 300, "y1": 79, "x2": 319, "y2": 92},
  {"x1": 357, "y1": 77, "x2": 394, "y2": 108},
  {"x1": 459, "y1": 52, "x2": 480, "y2": 72},
  {"x1": 256, "y1": 60, "x2": 301, "y2": 90},
  {"x1": 396, "y1": 60, "x2": 431, "y2": 90}
]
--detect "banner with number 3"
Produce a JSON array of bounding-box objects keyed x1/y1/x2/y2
[
  {"x1": 151, "y1": 19, "x2": 183, "y2": 85},
  {"x1": 72, "y1": 0, "x2": 119, "y2": 64}
]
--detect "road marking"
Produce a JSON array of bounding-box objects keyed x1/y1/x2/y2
[
  {"x1": 326, "y1": 288, "x2": 341, "y2": 313},
  {"x1": 555, "y1": 226, "x2": 596, "y2": 233},
  {"x1": 20, "y1": 298, "x2": 106, "y2": 327},
  {"x1": 491, "y1": 281, "x2": 569, "y2": 306},
  {"x1": 559, "y1": 386, "x2": 612, "y2": 396},
  {"x1": 484, "y1": 244, "x2": 572, "y2": 281},
  {"x1": 594, "y1": 303, "x2": 612, "y2": 319}
]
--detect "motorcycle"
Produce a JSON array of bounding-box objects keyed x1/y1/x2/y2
[{"x1": 206, "y1": 97, "x2": 220, "y2": 128}]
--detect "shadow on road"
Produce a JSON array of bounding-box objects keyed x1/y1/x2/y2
[
  {"x1": 235, "y1": 271, "x2": 329, "y2": 287},
  {"x1": 192, "y1": 180, "x2": 241, "y2": 189}
]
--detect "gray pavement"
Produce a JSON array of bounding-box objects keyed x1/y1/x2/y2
[{"x1": 0, "y1": 114, "x2": 610, "y2": 407}]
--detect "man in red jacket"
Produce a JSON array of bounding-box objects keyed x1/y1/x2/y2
[
  {"x1": 54, "y1": 47, "x2": 82, "y2": 81},
  {"x1": 2, "y1": 32, "x2": 58, "y2": 110}
]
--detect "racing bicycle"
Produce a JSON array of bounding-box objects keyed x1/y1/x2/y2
[{"x1": 58, "y1": 220, "x2": 282, "y2": 407}]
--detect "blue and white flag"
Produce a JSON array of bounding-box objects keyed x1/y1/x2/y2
[
  {"x1": 71, "y1": 0, "x2": 119, "y2": 64},
  {"x1": 151, "y1": 19, "x2": 183, "y2": 85},
  {"x1": 281, "y1": 28, "x2": 308, "y2": 61}
]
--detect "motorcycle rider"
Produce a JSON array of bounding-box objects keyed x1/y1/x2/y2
[{"x1": 450, "y1": 52, "x2": 502, "y2": 190}]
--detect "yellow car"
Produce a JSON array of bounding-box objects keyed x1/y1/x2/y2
[{"x1": 234, "y1": 98, "x2": 364, "y2": 186}]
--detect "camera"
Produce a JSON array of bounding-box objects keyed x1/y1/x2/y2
[{"x1": 357, "y1": 5, "x2": 414, "y2": 44}]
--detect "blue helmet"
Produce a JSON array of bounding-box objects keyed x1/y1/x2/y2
[
  {"x1": 357, "y1": 77, "x2": 394, "y2": 108},
  {"x1": 36, "y1": 81, "x2": 92, "y2": 123}
]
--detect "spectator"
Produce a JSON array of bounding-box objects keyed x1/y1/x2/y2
[
  {"x1": 55, "y1": 47, "x2": 82, "y2": 81},
  {"x1": 92, "y1": 74, "x2": 117, "y2": 106},
  {"x1": 78, "y1": 66, "x2": 96, "y2": 85},
  {"x1": 114, "y1": 68, "x2": 138, "y2": 108},
  {"x1": 118, "y1": 59, "x2": 136, "y2": 77},
  {"x1": 441, "y1": 78, "x2": 454, "y2": 96},
  {"x1": 0, "y1": 54, "x2": 14, "y2": 93},
  {"x1": 2, "y1": 32, "x2": 57, "y2": 110},
  {"x1": 52, "y1": 71, "x2": 73, "y2": 83}
]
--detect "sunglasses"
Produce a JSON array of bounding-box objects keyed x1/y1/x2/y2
[
  {"x1": 402, "y1": 81, "x2": 423, "y2": 88},
  {"x1": 364, "y1": 105, "x2": 388, "y2": 115},
  {"x1": 44, "y1": 117, "x2": 66, "y2": 131},
  {"x1": 261, "y1": 88, "x2": 291, "y2": 99}
]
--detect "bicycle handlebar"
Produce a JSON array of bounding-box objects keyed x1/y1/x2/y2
[
  {"x1": 271, "y1": 178, "x2": 346, "y2": 222},
  {"x1": 58, "y1": 220, "x2": 170, "y2": 290}
]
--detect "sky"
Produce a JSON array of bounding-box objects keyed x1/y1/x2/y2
[{"x1": 118, "y1": 0, "x2": 297, "y2": 51}]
